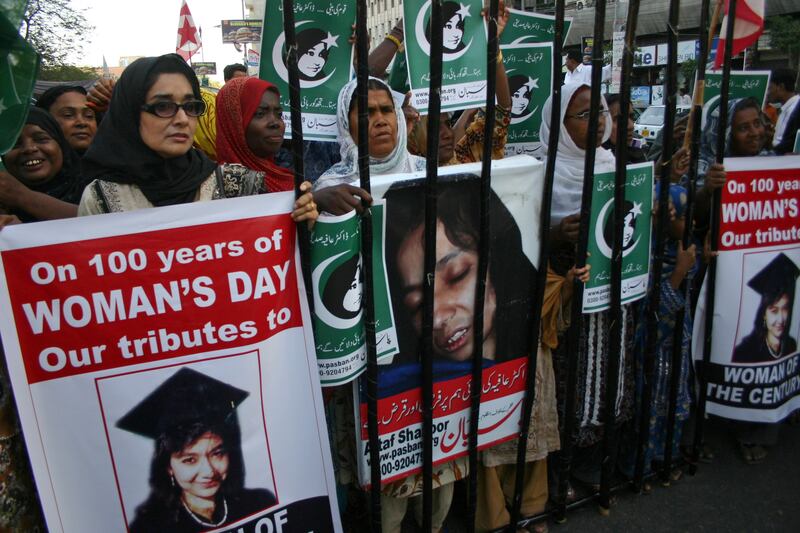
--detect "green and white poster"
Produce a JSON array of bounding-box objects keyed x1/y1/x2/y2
[
  {"x1": 501, "y1": 43, "x2": 552, "y2": 158},
  {"x1": 583, "y1": 162, "x2": 654, "y2": 313},
  {"x1": 403, "y1": 0, "x2": 488, "y2": 113},
  {"x1": 702, "y1": 70, "x2": 770, "y2": 129},
  {"x1": 310, "y1": 204, "x2": 398, "y2": 385},
  {"x1": 501, "y1": 8, "x2": 572, "y2": 46},
  {"x1": 259, "y1": 0, "x2": 354, "y2": 141}
]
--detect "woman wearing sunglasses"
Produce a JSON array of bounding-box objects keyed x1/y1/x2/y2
[{"x1": 78, "y1": 54, "x2": 317, "y2": 222}]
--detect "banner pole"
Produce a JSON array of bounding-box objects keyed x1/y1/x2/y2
[
  {"x1": 556, "y1": 0, "x2": 607, "y2": 521},
  {"x1": 662, "y1": 0, "x2": 710, "y2": 484},
  {"x1": 599, "y1": 0, "x2": 640, "y2": 512},
  {"x1": 632, "y1": 0, "x2": 682, "y2": 492},
  {"x1": 692, "y1": 0, "x2": 737, "y2": 478},
  {"x1": 682, "y1": 0, "x2": 722, "y2": 151},
  {"x1": 467, "y1": 0, "x2": 500, "y2": 530},
  {"x1": 508, "y1": 0, "x2": 564, "y2": 529},
  {"x1": 421, "y1": 0, "x2": 444, "y2": 529},
  {"x1": 280, "y1": 0, "x2": 313, "y2": 310},
  {"x1": 351, "y1": 0, "x2": 383, "y2": 530}
]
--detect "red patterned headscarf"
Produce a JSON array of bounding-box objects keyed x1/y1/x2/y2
[{"x1": 215, "y1": 77, "x2": 294, "y2": 192}]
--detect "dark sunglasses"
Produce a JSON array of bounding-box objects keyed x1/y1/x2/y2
[{"x1": 141, "y1": 100, "x2": 206, "y2": 118}]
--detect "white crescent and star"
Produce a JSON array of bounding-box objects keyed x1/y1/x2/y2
[
  {"x1": 414, "y1": 0, "x2": 474, "y2": 62},
  {"x1": 594, "y1": 198, "x2": 642, "y2": 259},
  {"x1": 312, "y1": 251, "x2": 363, "y2": 329},
  {"x1": 272, "y1": 20, "x2": 338, "y2": 88}
]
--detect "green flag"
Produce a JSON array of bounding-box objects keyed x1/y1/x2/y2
[
  {"x1": 259, "y1": 0, "x2": 355, "y2": 142},
  {"x1": 583, "y1": 162, "x2": 654, "y2": 313},
  {"x1": 310, "y1": 203, "x2": 398, "y2": 385},
  {"x1": 0, "y1": 1, "x2": 39, "y2": 155},
  {"x1": 501, "y1": 7, "x2": 572, "y2": 46},
  {"x1": 501, "y1": 43, "x2": 552, "y2": 158},
  {"x1": 702, "y1": 70, "x2": 770, "y2": 129},
  {"x1": 403, "y1": 0, "x2": 488, "y2": 113}
]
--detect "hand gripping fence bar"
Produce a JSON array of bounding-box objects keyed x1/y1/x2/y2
[
  {"x1": 507, "y1": 0, "x2": 565, "y2": 530},
  {"x1": 422, "y1": 0, "x2": 444, "y2": 529},
  {"x1": 555, "y1": 0, "x2": 608, "y2": 522},
  {"x1": 599, "y1": 0, "x2": 641, "y2": 512},
  {"x1": 466, "y1": 0, "x2": 500, "y2": 531},
  {"x1": 352, "y1": 1, "x2": 383, "y2": 531},
  {"x1": 692, "y1": 0, "x2": 738, "y2": 477},
  {"x1": 281, "y1": 0, "x2": 313, "y2": 310}
]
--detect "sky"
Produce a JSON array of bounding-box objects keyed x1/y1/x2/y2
[{"x1": 71, "y1": 0, "x2": 254, "y2": 84}]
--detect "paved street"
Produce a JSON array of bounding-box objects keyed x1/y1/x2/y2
[{"x1": 553, "y1": 418, "x2": 800, "y2": 532}]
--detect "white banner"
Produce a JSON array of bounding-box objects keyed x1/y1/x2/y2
[
  {"x1": 693, "y1": 156, "x2": 800, "y2": 422},
  {"x1": 0, "y1": 194, "x2": 341, "y2": 532}
]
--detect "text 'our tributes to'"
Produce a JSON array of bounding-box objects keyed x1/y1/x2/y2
[
  {"x1": 403, "y1": 0, "x2": 489, "y2": 113},
  {"x1": 583, "y1": 163, "x2": 654, "y2": 313},
  {"x1": 259, "y1": 0, "x2": 355, "y2": 141},
  {"x1": 0, "y1": 194, "x2": 341, "y2": 532},
  {"x1": 501, "y1": 43, "x2": 552, "y2": 158},
  {"x1": 694, "y1": 156, "x2": 800, "y2": 424}
]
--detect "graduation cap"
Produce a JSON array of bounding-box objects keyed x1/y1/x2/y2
[
  {"x1": 747, "y1": 253, "x2": 800, "y2": 297},
  {"x1": 116, "y1": 368, "x2": 249, "y2": 440}
]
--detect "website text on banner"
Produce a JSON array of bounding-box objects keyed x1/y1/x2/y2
[
  {"x1": 0, "y1": 194, "x2": 341, "y2": 533},
  {"x1": 693, "y1": 156, "x2": 800, "y2": 424}
]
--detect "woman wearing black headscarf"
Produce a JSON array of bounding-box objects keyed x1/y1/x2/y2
[
  {"x1": 78, "y1": 54, "x2": 316, "y2": 222},
  {"x1": 1, "y1": 107, "x2": 89, "y2": 222}
]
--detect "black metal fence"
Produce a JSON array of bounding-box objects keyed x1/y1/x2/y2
[{"x1": 280, "y1": 0, "x2": 737, "y2": 530}]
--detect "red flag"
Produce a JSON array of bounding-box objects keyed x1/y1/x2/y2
[
  {"x1": 714, "y1": 0, "x2": 764, "y2": 69},
  {"x1": 176, "y1": 0, "x2": 201, "y2": 61}
]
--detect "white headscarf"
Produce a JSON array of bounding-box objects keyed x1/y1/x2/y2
[
  {"x1": 315, "y1": 77, "x2": 425, "y2": 190},
  {"x1": 539, "y1": 82, "x2": 615, "y2": 225}
]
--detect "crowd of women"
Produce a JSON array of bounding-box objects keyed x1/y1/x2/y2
[{"x1": 0, "y1": 2, "x2": 798, "y2": 531}]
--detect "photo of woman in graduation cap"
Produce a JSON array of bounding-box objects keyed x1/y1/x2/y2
[
  {"x1": 116, "y1": 367, "x2": 276, "y2": 532},
  {"x1": 733, "y1": 253, "x2": 800, "y2": 364}
]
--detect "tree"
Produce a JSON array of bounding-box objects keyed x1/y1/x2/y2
[
  {"x1": 20, "y1": 0, "x2": 95, "y2": 76},
  {"x1": 38, "y1": 64, "x2": 98, "y2": 82},
  {"x1": 767, "y1": 15, "x2": 800, "y2": 84}
]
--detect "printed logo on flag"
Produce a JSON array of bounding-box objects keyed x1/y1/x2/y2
[
  {"x1": 502, "y1": 43, "x2": 552, "y2": 157},
  {"x1": 583, "y1": 162, "x2": 654, "y2": 313},
  {"x1": 403, "y1": 0, "x2": 488, "y2": 113},
  {"x1": 260, "y1": 0, "x2": 355, "y2": 142}
]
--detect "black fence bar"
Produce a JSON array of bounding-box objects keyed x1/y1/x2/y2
[
  {"x1": 352, "y1": 1, "x2": 382, "y2": 531},
  {"x1": 692, "y1": 0, "x2": 737, "y2": 475},
  {"x1": 467, "y1": 0, "x2": 500, "y2": 530},
  {"x1": 422, "y1": 0, "x2": 444, "y2": 529},
  {"x1": 507, "y1": 0, "x2": 565, "y2": 529},
  {"x1": 281, "y1": 0, "x2": 313, "y2": 308},
  {"x1": 633, "y1": 0, "x2": 682, "y2": 491},
  {"x1": 656, "y1": 0, "x2": 683, "y2": 486},
  {"x1": 675, "y1": 0, "x2": 710, "y2": 479},
  {"x1": 556, "y1": 0, "x2": 608, "y2": 522},
  {"x1": 599, "y1": 0, "x2": 641, "y2": 511}
]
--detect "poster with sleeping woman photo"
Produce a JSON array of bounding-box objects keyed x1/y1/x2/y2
[
  {"x1": 582, "y1": 162, "x2": 654, "y2": 313},
  {"x1": 0, "y1": 194, "x2": 341, "y2": 532},
  {"x1": 403, "y1": 0, "x2": 489, "y2": 113},
  {"x1": 501, "y1": 42, "x2": 552, "y2": 158},
  {"x1": 693, "y1": 156, "x2": 800, "y2": 424},
  {"x1": 259, "y1": 0, "x2": 355, "y2": 141},
  {"x1": 352, "y1": 155, "x2": 546, "y2": 485},
  {"x1": 310, "y1": 205, "x2": 399, "y2": 385}
]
